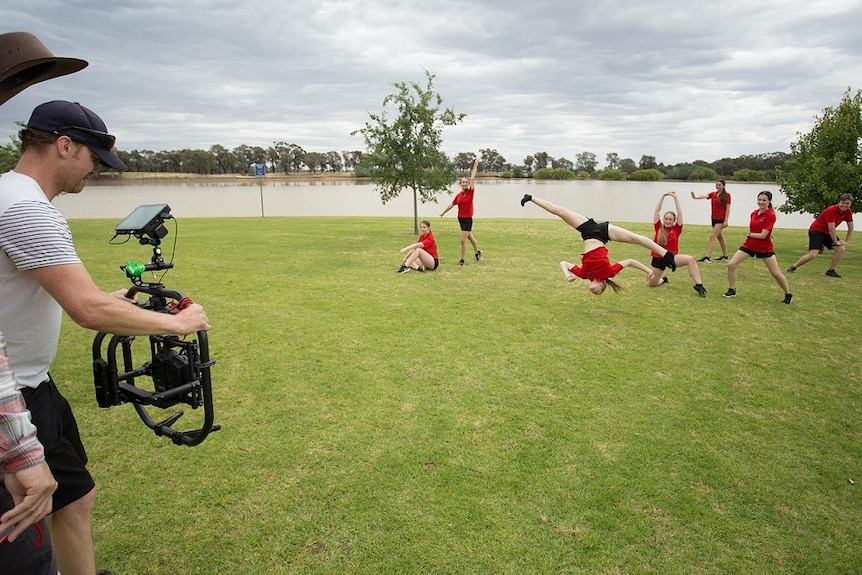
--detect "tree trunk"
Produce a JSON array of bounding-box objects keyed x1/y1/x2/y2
[{"x1": 412, "y1": 185, "x2": 419, "y2": 234}]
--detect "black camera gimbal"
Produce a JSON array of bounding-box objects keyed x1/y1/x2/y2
[{"x1": 92, "y1": 204, "x2": 218, "y2": 446}]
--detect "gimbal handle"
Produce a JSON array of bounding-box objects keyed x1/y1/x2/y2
[{"x1": 92, "y1": 284, "x2": 218, "y2": 447}]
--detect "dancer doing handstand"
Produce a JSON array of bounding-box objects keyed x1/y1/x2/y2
[{"x1": 521, "y1": 194, "x2": 677, "y2": 295}]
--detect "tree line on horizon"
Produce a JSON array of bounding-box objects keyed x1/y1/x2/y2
[{"x1": 108, "y1": 145, "x2": 787, "y2": 183}]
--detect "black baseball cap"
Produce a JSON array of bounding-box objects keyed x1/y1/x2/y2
[{"x1": 27, "y1": 100, "x2": 127, "y2": 170}]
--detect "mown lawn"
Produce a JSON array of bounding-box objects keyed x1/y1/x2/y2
[{"x1": 51, "y1": 216, "x2": 861, "y2": 574}]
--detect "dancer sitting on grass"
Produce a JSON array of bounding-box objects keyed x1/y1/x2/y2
[
  {"x1": 397, "y1": 220, "x2": 439, "y2": 273},
  {"x1": 723, "y1": 190, "x2": 793, "y2": 304},
  {"x1": 649, "y1": 191, "x2": 707, "y2": 297},
  {"x1": 520, "y1": 194, "x2": 677, "y2": 295}
]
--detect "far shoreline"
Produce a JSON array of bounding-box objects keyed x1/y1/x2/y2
[
  {"x1": 91, "y1": 171, "x2": 778, "y2": 186},
  {"x1": 89, "y1": 171, "x2": 370, "y2": 186}
]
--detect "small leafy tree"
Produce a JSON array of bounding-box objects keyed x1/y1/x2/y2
[
  {"x1": 353, "y1": 70, "x2": 464, "y2": 233},
  {"x1": 0, "y1": 124, "x2": 23, "y2": 172},
  {"x1": 778, "y1": 88, "x2": 862, "y2": 214}
]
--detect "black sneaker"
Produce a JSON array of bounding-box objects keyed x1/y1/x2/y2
[
  {"x1": 416, "y1": 266, "x2": 425, "y2": 272},
  {"x1": 398, "y1": 265, "x2": 410, "y2": 274},
  {"x1": 723, "y1": 288, "x2": 736, "y2": 298},
  {"x1": 783, "y1": 293, "x2": 793, "y2": 305},
  {"x1": 825, "y1": 269, "x2": 841, "y2": 278},
  {"x1": 715, "y1": 255, "x2": 729, "y2": 261},
  {"x1": 697, "y1": 256, "x2": 711, "y2": 263},
  {"x1": 661, "y1": 276, "x2": 669, "y2": 284},
  {"x1": 520, "y1": 194, "x2": 532, "y2": 206},
  {"x1": 459, "y1": 259, "x2": 465, "y2": 266},
  {"x1": 786, "y1": 265, "x2": 796, "y2": 273},
  {"x1": 475, "y1": 250, "x2": 482, "y2": 261},
  {"x1": 694, "y1": 284, "x2": 707, "y2": 298},
  {"x1": 97, "y1": 570, "x2": 115, "y2": 575}
]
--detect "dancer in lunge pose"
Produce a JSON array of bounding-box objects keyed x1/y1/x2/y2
[
  {"x1": 786, "y1": 193, "x2": 854, "y2": 278},
  {"x1": 649, "y1": 191, "x2": 707, "y2": 297},
  {"x1": 723, "y1": 191, "x2": 793, "y2": 304},
  {"x1": 520, "y1": 194, "x2": 677, "y2": 295}
]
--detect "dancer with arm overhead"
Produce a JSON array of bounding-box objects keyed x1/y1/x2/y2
[
  {"x1": 648, "y1": 191, "x2": 707, "y2": 297},
  {"x1": 440, "y1": 157, "x2": 481, "y2": 265}
]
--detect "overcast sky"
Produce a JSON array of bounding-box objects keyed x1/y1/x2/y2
[{"x1": 3, "y1": 0, "x2": 860, "y2": 167}]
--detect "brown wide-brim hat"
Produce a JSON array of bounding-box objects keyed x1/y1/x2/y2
[{"x1": 0, "y1": 32, "x2": 88, "y2": 106}]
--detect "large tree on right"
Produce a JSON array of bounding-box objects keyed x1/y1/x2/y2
[{"x1": 778, "y1": 88, "x2": 862, "y2": 215}]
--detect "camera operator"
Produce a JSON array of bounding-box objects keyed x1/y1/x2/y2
[
  {"x1": 0, "y1": 99, "x2": 210, "y2": 575},
  {"x1": 0, "y1": 30, "x2": 89, "y2": 575}
]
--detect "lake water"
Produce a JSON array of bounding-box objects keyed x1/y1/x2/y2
[{"x1": 55, "y1": 179, "x2": 816, "y2": 229}]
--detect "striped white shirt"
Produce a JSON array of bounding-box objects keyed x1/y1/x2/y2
[{"x1": 0, "y1": 170, "x2": 81, "y2": 388}]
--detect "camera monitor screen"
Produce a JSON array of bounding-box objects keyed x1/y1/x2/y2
[{"x1": 115, "y1": 204, "x2": 172, "y2": 235}]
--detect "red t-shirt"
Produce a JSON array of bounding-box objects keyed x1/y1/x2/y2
[
  {"x1": 419, "y1": 231, "x2": 438, "y2": 259},
  {"x1": 452, "y1": 188, "x2": 475, "y2": 218},
  {"x1": 810, "y1": 204, "x2": 853, "y2": 234},
  {"x1": 569, "y1": 247, "x2": 624, "y2": 281},
  {"x1": 651, "y1": 221, "x2": 682, "y2": 258},
  {"x1": 742, "y1": 208, "x2": 776, "y2": 252},
  {"x1": 708, "y1": 191, "x2": 731, "y2": 221}
]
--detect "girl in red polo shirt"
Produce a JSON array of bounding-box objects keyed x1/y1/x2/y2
[
  {"x1": 397, "y1": 220, "x2": 439, "y2": 273},
  {"x1": 690, "y1": 179, "x2": 731, "y2": 262},
  {"x1": 648, "y1": 191, "x2": 707, "y2": 297},
  {"x1": 723, "y1": 191, "x2": 792, "y2": 304},
  {"x1": 521, "y1": 194, "x2": 677, "y2": 295},
  {"x1": 440, "y1": 157, "x2": 481, "y2": 265}
]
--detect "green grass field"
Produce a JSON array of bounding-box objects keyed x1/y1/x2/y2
[{"x1": 52, "y1": 216, "x2": 861, "y2": 574}]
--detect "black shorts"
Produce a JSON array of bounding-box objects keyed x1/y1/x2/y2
[
  {"x1": 651, "y1": 256, "x2": 669, "y2": 270},
  {"x1": 808, "y1": 230, "x2": 836, "y2": 251},
  {"x1": 430, "y1": 258, "x2": 439, "y2": 270},
  {"x1": 576, "y1": 218, "x2": 610, "y2": 243},
  {"x1": 711, "y1": 219, "x2": 726, "y2": 227},
  {"x1": 458, "y1": 217, "x2": 473, "y2": 232},
  {"x1": 20, "y1": 376, "x2": 95, "y2": 512},
  {"x1": 739, "y1": 246, "x2": 775, "y2": 259}
]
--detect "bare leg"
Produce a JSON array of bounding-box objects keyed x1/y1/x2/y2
[
  {"x1": 716, "y1": 227, "x2": 728, "y2": 257},
  {"x1": 726, "y1": 250, "x2": 749, "y2": 289},
  {"x1": 47, "y1": 490, "x2": 96, "y2": 575},
  {"x1": 606, "y1": 224, "x2": 668, "y2": 256},
  {"x1": 791, "y1": 249, "x2": 819, "y2": 269},
  {"x1": 467, "y1": 232, "x2": 479, "y2": 253},
  {"x1": 679, "y1": 254, "x2": 703, "y2": 284},
  {"x1": 705, "y1": 223, "x2": 724, "y2": 257},
  {"x1": 647, "y1": 266, "x2": 665, "y2": 287},
  {"x1": 763, "y1": 256, "x2": 791, "y2": 293},
  {"x1": 523, "y1": 196, "x2": 588, "y2": 229},
  {"x1": 829, "y1": 245, "x2": 846, "y2": 269},
  {"x1": 459, "y1": 231, "x2": 468, "y2": 261},
  {"x1": 403, "y1": 248, "x2": 421, "y2": 268},
  {"x1": 417, "y1": 250, "x2": 436, "y2": 269}
]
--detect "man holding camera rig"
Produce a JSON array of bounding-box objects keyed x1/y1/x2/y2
[
  {"x1": 0, "y1": 97, "x2": 210, "y2": 575},
  {"x1": 0, "y1": 30, "x2": 84, "y2": 575}
]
